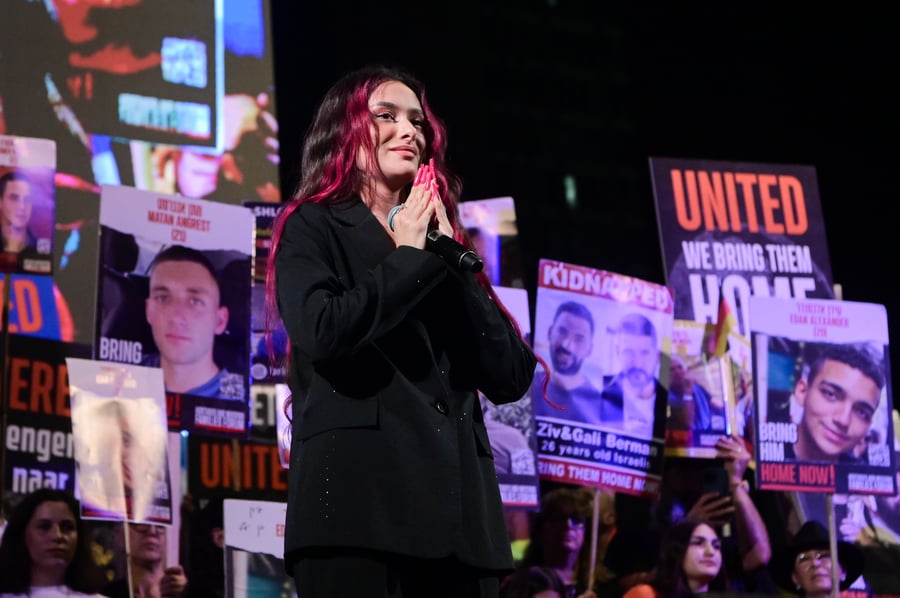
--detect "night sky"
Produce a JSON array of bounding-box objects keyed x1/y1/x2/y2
[{"x1": 270, "y1": 3, "x2": 899, "y2": 388}]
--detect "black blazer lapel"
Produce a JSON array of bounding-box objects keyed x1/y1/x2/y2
[{"x1": 330, "y1": 196, "x2": 395, "y2": 270}]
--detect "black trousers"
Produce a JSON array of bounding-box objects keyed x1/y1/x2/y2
[{"x1": 291, "y1": 547, "x2": 502, "y2": 598}]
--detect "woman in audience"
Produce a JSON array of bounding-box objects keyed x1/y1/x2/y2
[
  {"x1": 622, "y1": 518, "x2": 728, "y2": 598},
  {"x1": 0, "y1": 488, "x2": 107, "y2": 597},
  {"x1": 500, "y1": 487, "x2": 598, "y2": 598}
]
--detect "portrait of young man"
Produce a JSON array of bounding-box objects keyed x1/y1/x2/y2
[
  {"x1": 0, "y1": 170, "x2": 36, "y2": 254},
  {"x1": 787, "y1": 343, "x2": 885, "y2": 463},
  {"x1": 142, "y1": 245, "x2": 245, "y2": 401}
]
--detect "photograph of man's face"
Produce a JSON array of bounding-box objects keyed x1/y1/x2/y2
[
  {"x1": 145, "y1": 258, "x2": 228, "y2": 371},
  {"x1": 548, "y1": 310, "x2": 593, "y2": 376},
  {"x1": 794, "y1": 357, "x2": 881, "y2": 461},
  {"x1": 0, "y1": 172, "x2": 33, "y2": 253},
  {"x1": 616, "y1": 329, "x2": 658, "y2": 392},
  {"x1": 1, "y1": 177, "x2": 31, "y2": 228}
]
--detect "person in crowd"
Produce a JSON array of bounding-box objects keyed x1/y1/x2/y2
[
  {"x1": 531, "y1": 301, "x2": 620, "y2": 427},
  {"x1": 770, "y1": 520, "x2": 865, "y2": 598},
  {"x1": 787, "y1": 343, "x2": 885, "y2": 463},
  {"x1": 0, "y1": 170, "x2": 36, "y2": 254},
  {"x1": 652, "y1": 434, "x2": 775, "y2": 593},
  {"x1": 500, "y1": 487, "x2": 598, "y2": 598},
  {"x1": 600, "y1": 312, "x2": 667, "y2": 438},
  {"x1": 103, "y1": 523, "x2": 187, "y2": 598},
  {"x1": 0, "y1": 488, "x2": 107, "y2": 597},
  {"x1": 268, "y1": 65, "x2": 537, "y2": 597},
  {"x1": 622, "y1": 518, "x2": 728, "y2": 598},
  {"x1": 143, "y1": 245, "x2": 244, "y2": 400}
]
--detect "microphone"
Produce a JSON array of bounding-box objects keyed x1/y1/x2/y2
[
  {"x1": 426, "y1": 230, "x2": 484, "y2": 273},
  {"x1": 387, "y1": 205, "x2": 484, "y2": 273}
]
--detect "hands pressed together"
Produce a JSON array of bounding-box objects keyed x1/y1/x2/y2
[{"x1": 391, "y1": 159, "x2": 453, "y2": 249}]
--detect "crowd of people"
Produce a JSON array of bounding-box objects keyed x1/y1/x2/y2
[
  {"x1": 0, "y1": 472, "x2": 875, "y2": 598},
  {"x1": 0, "y1": 490, "x2": 239, "y2": 598}
]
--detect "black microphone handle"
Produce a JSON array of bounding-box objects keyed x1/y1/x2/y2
[{"x1": 426, "y1": 230, "x2": 484, "y2": 273}]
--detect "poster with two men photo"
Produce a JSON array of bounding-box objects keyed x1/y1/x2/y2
[{"x1": 531, "y1": 258, "x2": 673, "y2": 498}]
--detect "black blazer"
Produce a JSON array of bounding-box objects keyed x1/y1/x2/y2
[{"x1": 275, "y1": 197, "x2": 537, "y2": 571}]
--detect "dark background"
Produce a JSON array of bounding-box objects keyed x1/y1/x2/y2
[{"x1": 269, "y1": 3, "x2": 898, "y2": 389}]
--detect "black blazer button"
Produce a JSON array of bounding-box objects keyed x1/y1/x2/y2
[{"x1": 435, "y1": 400, "x2": 448, "y2": 414}]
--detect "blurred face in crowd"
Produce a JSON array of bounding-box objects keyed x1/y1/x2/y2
[
  {"x1": 682, "y1": 523, "x2": 721, "y2": 591},
  {"x1": 26, "y1": 501, "x2": 77, "y2": 578},
  {"x1": 540, "y1": 508, "x2": 586, "y2": 556},
  {"x1": 548, "y1": 311, "x2": 593, "y2": 376},
  {"x1": 129, "y1": 523, "x2": 166, "y2": 565},
  {"x1": 791, "y1": 548, "x2": 842, "y2": 596},
  {"x1": 794, "y1": 359, "x2": 880, "y2": 460}
]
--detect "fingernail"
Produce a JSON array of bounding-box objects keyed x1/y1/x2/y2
[{"x1": 414, "y1": 167, "x2": 424, "y2": 186}]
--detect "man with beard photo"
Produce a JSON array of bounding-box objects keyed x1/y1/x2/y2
[
  {"x1": 531, "y1": 300, "x2": 623, "y2": 428},
  {"x1": 600, "y1": 312, "x2": 669, "y2": 439}
]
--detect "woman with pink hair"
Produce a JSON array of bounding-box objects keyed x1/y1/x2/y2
[{"x1": 268, "y1": 66, "x2": 537, "y2": 597}]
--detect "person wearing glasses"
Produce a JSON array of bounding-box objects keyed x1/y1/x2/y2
[
  {"x1": 500, "y1": 487, "x2": 598, "y2": 598},
  {"x1": 770, "y1": 520, "x2": 865, "y2": 597}
]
